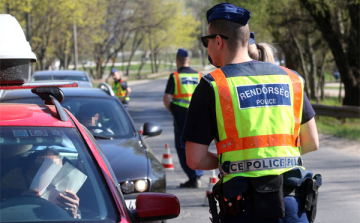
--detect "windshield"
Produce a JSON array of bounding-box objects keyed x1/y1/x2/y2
[
  {"x1": 0, "y1": 126, "x2": 117, "y2": 222},
  {"x1": 62, "y1": 97, "x2": 135, "y2": 139},
  {"x1": 33, "y1": 75, "x2": 89, "y2": 82}
]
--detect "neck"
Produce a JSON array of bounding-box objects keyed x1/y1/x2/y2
[
  {"x1": 221, "y1": 48, "x2": 252, "y2": 66},
  {"x1": 177, "y1": 64, "x2": 189, "y2": 70}
]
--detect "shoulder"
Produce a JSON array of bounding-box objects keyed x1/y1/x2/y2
[
  {"x1": 166, "y1": 73, "x2": 175, "y2": 82},
  {"x1": 201, "y1": 73, "x2": 215, "y2": 84}
]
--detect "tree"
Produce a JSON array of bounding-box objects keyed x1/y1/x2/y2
[
  {"x1": 135, "y1": 0, "x2": 199, "y2": 75},
  {"x1": 92, "y1": 0, "x2": 136, "y2": 79},
  {"x1": 299, "y1": 0, "x2": 360, "y2": 106}
]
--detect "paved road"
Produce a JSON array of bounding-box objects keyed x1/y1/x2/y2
[{"x1": 127, "y1": 78, "x2": 360, "y2": 223}]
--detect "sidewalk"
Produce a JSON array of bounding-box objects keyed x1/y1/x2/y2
[{"x1": 319, "y1": 133, "x2": 359, "y2": 156}]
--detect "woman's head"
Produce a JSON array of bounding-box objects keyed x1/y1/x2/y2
[
  {"x1": 248, "y1": 42, "x2": 277, "y2": 64},
  {"x1": 248, "y1": 31, "x2": 277, "y2": 63}
]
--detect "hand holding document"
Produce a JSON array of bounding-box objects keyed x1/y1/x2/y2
[{"x1": 30, "y1": 157, "x2": 87, "y2": 201}]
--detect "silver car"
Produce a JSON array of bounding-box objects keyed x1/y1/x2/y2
[{"x1": 31, "y1": 70, "x2": 93, "y2": 87}]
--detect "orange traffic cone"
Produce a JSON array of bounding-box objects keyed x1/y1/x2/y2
[
  {"x1": 161, "y1": 143, "x2": 174, "y2": 170},
  {"x1": 203, "y1": 170, "x2": 218, "y2": 206}
]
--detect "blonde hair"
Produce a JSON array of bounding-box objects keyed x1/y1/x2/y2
[{"x1": 248, "y1": 43, "x2": 277, "y2": 64}]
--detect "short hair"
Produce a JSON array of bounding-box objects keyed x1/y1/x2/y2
[
  {"x1": 176, "y1": 56, "x2": 189, "y2": 66},
  {"x1": 209, "y1": 19, "x2": 250, "y2": 51}
]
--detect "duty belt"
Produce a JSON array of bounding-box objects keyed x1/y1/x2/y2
[
  {"x1": 219, "y1": 156, "x2": 303, "y2": 177},
  {"x1": 172, "y1": 99, "x2": 190, "y2": 104}
]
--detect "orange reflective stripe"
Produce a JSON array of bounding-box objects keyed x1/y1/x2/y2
[
  {"x1": 279, "y1": 66, "x2": 302, "y2": 146},
  {"x1": 173, "y1": 94, "x2": 192, "y2": 98},
  {"x1": 216, "y1": 134, "x2": 298, "y2": 154},
  {"x1": 210, "y1": 69, "x2": 239, "y2": 139},
  {"x1": 174, "y1": 71, "x2": 181, "y2": 97},
  {"x1": 116, "y1": 80, "x2": 126, "y2": 97}
]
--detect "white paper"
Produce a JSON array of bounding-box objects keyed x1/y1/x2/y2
[
  {"x1": 50, "y1": 162, "x2": 87, "y2": 194},
  {"x1": 30, "y1": 157, "x2": 87, "y2": 201},
  {"x1": 30, "y1": 158, "x2": 62, "y2": 195}
]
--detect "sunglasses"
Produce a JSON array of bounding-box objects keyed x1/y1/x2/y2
[{"x1": 201, "y1": 34, "x2": 229, "y2": 48}]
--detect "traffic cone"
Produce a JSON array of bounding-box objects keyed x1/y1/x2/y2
[
  {"x1": 203, "y1": 170, "x2": 218, "y2": 206},
  {"x1": 138, "y1": 125, "x2": 143, "y2": 135},
  {"x1": 161, "y1": 144, "x2": 174, "y2": 170}
]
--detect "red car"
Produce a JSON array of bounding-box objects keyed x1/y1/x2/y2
[{"x1": 0, "y1": 84, "x2": 180, "y2": 223}]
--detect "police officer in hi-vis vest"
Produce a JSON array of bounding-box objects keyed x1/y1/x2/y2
[
  {"x1": 163, "y1": 48, "x2": 204, "y2": 188},
  {"x1": 183, "y1": 3, "x2": 321, "y2": 223},
  {"x1": 111, "y1": 68, "x2": 131, "y2": 109}
]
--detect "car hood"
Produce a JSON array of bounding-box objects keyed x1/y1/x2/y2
[{"x1": 95, "y1": 137, "x2": 149, "y2": 183}]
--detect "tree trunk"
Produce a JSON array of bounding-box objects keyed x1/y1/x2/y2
[
  {"x1": 299, "y1": 0, "x2": 360, "y2": 106},
  {"x1": 317, "y1": 52, "x2": 327, "y2": 102},
  {"x1": 126, "y1": 31, "x2": 144, "y2": 76},
  {"x1": 137, "y1": 51, "x2": 148, "y2": 78},
  {"x1": 288, "y1": 24, "x2": 310, "y2": 96},
  {"x1": 306, "y1": 32, "x2": 317, "y2": 100},
  {"x1": 148, "y1": 31, "x2": 155, "y2": 73}
]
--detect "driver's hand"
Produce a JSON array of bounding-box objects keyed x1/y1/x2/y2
[
  {"x1": 55, "y1": 190, "x2": 80, "y2": 218},
  {"x1": 21, "y1": 189, "x2": 41, "y2": 197}
]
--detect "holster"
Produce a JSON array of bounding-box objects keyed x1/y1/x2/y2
[
  {"x1": 212, "y1": 181, "x2": 245, "y2": 217},
  {"x1": 207, "y1": 192, "x2": 221, "y2": 223},
  {"x1": 302, "y1": 174, "x2": 322, "y2": 223},
  {"x1": 250, "y1": 175, "x2": 285, "y2": 221},
  {"x1": 212, "y1": 175, "x2": 285, "y2": 221}
]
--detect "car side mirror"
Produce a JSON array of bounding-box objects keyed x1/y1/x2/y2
[
  {"x1": 142, "y1": 122, "x2": 162, "y2": 137},
  {"x1": 131, "y1": 193, "x2": 180, "y2": 222}
]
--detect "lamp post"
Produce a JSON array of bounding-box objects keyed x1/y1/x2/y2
[{"x1": 73, "y1": 0, "x2": 78, "y2": 70}]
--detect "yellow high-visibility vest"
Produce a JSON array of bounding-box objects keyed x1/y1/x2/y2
[
  {"x1": 172, "y1": 71, "x2": 202, "y2": 108},
  {"x1": 210, "y1": 66, "x2": 304, "y2": 183},
  {"x1": 113, "y1": 79, "x2": 129, "y2": 101}
]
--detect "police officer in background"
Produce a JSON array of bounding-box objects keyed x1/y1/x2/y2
[
  {"x1": 111, "y1": 68, "x2": 131, "y2": 109},
  {"x1": 183, "y1": 3, "x2": 320, "y2": 223},
  {"x1": 163, "y1": 48, "x2": 204, "y2": 188}
]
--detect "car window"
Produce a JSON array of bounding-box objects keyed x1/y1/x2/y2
[
  {"x1": 32, "y1": 76, "x2": 52, "y2": 81},
  {"x1": 32, "y1": 75, "x2": 89, "y2": 82},
  {"x1": 53, "y1": 75, "x2": 89, "y2": 82},
  {"x1": 0, "y1": 126, "x2": 118, "y2": 222},
  {"x1": 62, "y1": 97, "x2": 135, "y2": 139}
]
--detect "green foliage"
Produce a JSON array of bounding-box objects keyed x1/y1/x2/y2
[
  {"x1": 316, "y1": 116, "x2": 360, "y2": 141},
  {"x1": 310, "y1": 96, "x2": 341, "y2": 106},
  {"x1": 310, "y1": 96, "x2": 360, "y2": 140}
]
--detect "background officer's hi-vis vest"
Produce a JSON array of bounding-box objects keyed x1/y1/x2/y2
[
  {"x1": 172, "y1": 71, "x2": 202, "y2": 108},
  {"x1": 210, "y1": 66, "x2": 304, "y2": 183},
  {"x1": 113, "y1": 79, "x2": 129, "y2": 102}
]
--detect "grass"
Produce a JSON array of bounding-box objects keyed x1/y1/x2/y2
[
  {"x1": 311, "y1": 97, "x2": 360, "y2": 141},
  {"x1": 324, "y1": 86, "x2": 341, "y2": 90},
  {"x1": 315, "y1": 116, "x2": 360, "y2": 140}
]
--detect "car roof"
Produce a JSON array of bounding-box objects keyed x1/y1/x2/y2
[
  {"x1": 33, "y1": 70, "x2": 88, "y2": 76},
  {"x1": 0, "y1": 87, "x2": 112, "y2": 100},
  {"x1": 0, "y1": 103, "x2": 75, "y2": 127}
]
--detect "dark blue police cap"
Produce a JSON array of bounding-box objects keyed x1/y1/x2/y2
[
  {"x1": 249, "y1": 32, "x2": 255, "y2": 45},
  {"x1": 111, "y1": 68, "x2": 118, "y2": 73},
  {"x1": 206, "y1": 3, "x2": 251, "y2": 25},
  {"x1": 177, "y1": 48, "x2": 188, "y2": 57}
]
